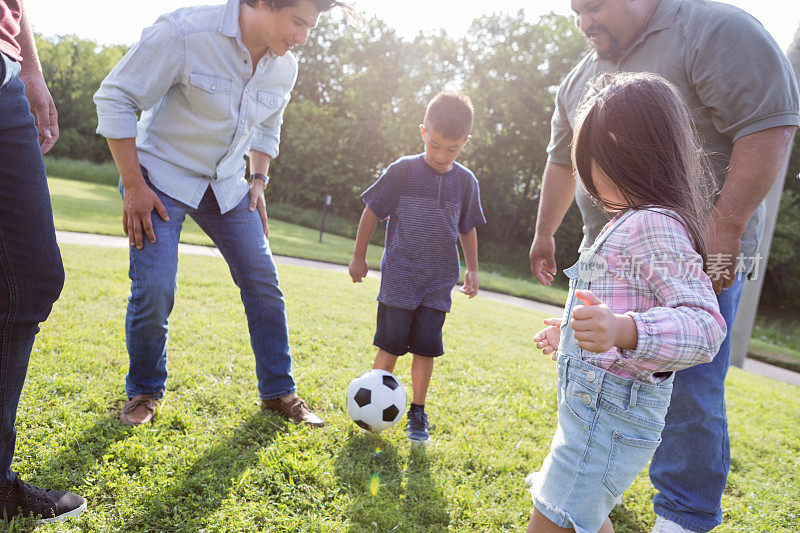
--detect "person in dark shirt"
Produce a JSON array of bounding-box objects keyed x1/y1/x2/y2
[{"x1": 349, "y1": 92, "x2": 486, "y2": 444}]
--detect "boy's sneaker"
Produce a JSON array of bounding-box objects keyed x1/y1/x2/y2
[
  {"x1": 0, "y1": 476, "x2": 86, "y2": 523},
  {"x1": 406, "y1": 408, "x2": 430, "y2": 444}
]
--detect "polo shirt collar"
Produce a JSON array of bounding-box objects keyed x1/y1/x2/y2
[
  {"x1": 608, "y1": 0, "x2": 681, "y2": 65},
  {"x1": 628, "y1": 0, "x2": 681, "y2": 50},
  {"x1": 220, "y1": 0, "x2": 241, "y2": 38}
]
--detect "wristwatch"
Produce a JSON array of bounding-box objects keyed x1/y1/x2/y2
[{"x1": 249, "y1": 173, "x2": 269, "y2": 186}]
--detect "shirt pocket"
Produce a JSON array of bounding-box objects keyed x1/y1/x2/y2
[
  {"x1": 187, "y1": 71, "x2": 233, "y2": 120},
  {"x1": 255, "y1": 90, "x2": 285, "y2": 124},
  {"x1": 560, "y1": 379, "x2": 596, "y2": 431}
]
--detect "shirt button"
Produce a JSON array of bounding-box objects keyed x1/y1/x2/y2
[
  {"x1": 211, "y1": 85, "x2": 216, "y2": 91},
  {"x1": 240, "y1": 119, "x2": 245, "y2": 124},
  {"x1": 586, "y1": 371, "x2": 596, "y2": 382}
]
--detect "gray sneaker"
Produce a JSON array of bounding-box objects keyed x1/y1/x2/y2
[
  {"x1": 406, "y1": 408, "x2": 429, "y2": 444},
  {"x1": 0, "y1": 476, "x2": 86, "y2": 524}
]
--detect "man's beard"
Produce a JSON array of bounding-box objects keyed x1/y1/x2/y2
[{"x1": 585, "y1": 26, "x2": 624, "y2": 62}]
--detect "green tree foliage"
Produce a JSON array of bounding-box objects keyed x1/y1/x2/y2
[
  {"x1": 34, "y1": 14, "x2": 800, "y2": 305},
  {"x1": 273, "y1": 18, "x2": 463, "y2": 217},
  {"x1": 35, "y1": 35, "x2": 127, "y2": 162},
  {"x1": 273, "y1": 11, "x2": 588, "y2": 272},
  {"x1": 458, "y1": 12, "x2": 587, "y2": 270}
]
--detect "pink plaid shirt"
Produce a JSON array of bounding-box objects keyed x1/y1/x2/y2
[{"x1": 579, "y1": 208, "x2": 726, "y2": 383}]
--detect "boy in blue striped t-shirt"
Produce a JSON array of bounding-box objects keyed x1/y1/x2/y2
[{"x1": 348, "y1": 92, "x2": 486, "y2": 443}]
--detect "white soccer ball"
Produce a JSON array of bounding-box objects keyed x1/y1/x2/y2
[{"x1": 346, "y1": 369, "x2": 407, "y2": 433}]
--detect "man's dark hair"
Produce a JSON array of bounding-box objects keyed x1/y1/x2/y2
[
  {"x1": 423, "y1": 92, "x2": 474, "y2": 140},
  {"x1": 241, "y1": 0, "x2": 347, "y2": 12}
]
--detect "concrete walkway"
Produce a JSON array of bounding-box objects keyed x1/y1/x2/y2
[{"x1": 56, "y1": 230, "x2": 800, "y2": 387}]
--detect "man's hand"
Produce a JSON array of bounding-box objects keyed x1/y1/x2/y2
[
  {"x1": 570, "y1": 289, "x2": 637, "y2": 353},
  {"x1": 248, "y1": 177, "x2": 269, "y2": 236},
  {"x1": 348, "y1": 257, "x2": 368, "y2": 283},
  {"x1": 460, "y1": 269, "x2": 479, "y2": 298},
  {"x1": 533, "y1": 317, "x2": 562, "y2": 360},
  {"x1": 703, "y1": 212, "x2": 742, "y2": 294},
  {"x1": 20, "y1": 72, "x2": 58, "y2": 154},
  {"x1": 123, "y1": 182, "x2": 169, "y2": 249},
  {"x1": 530, "y1": 233, "x2": 557, "y2": 286}
]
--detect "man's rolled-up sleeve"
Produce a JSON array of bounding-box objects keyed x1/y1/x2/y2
[
  {"x1": 250, "y1": 93, "x2": 292, "y2": 159},
  {"x1": 94, "y1": 15, "x2": 184, "y2": 139}
]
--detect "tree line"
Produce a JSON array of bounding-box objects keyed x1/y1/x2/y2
[{"x1": 35, "y1": 12, "x2": 800, "y2": 308}]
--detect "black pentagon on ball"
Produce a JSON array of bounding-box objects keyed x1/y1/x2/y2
[
  {"x1": 355, "y1": 420, "x2": 372, "y2": 432},
  {"x1": 382, "y1": 375, "x2": 399, "y2": 390},
  {"x1": 354, "y1": 387, "x2": 371, "y2": 407},
  {"x1": 383, "y1": 404, "x2": 400, "y2": 422}
]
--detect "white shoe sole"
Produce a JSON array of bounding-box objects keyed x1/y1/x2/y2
[{"x1": 37, "y1": 501, "x2": 87, "y2": 524}]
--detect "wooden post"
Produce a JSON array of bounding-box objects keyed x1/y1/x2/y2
[{"x1": 730, "y1": 28, "x2": 800, "y2": 368}]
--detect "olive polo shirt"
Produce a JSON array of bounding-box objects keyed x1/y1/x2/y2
[{"x1": 547, "y1": 0, "x2": 800, "y2": 259}]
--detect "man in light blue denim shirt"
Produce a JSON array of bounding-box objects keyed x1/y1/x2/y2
[{"x1": 94, "y1": 0, "x2": 349, "y2": 428}]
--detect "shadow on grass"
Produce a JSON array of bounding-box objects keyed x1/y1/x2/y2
[
  {"x1": 334, "y1": 431, "x2": 404, "y2": 532},
  {"x1": 333, "y1": 432, "x2": 449, "y2": 532},
  {"x1": 403, "y1": 445, "x2": 450, "y2": 531},
  {"x1": 120, "y1": 411, "x2": 287, "y2": 531},
  {"x1": 3, "y1": 415, "x2": 131, "y2": 532}
]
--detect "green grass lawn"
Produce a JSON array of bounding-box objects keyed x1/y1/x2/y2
[
  {"x1": 47, "y1": 176, "x2": 800, "y2": 367},
  {"x1": 47, "y1": 176, "x2": 569, "y2": 307},
  {"x1": 8, "y1": 244, "x2": 800, "y2": 531},
  {"x1": 747, "y1": 339, "x2": 800, "y2": 373}
]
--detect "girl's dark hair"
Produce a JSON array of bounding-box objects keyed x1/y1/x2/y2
[
  {"x1": 241, "y1": 0, "x2": 349, "y2": 13},
  {"x1": 572, "y1": 72, "x2": 713, "y2": 265}
]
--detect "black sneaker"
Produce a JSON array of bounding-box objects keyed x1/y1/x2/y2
[
  {"x1": 406, "y1": 408, "x2": 430, "y2": 444},
  {"x1": 0, "y1": 476, "x2": 86, "y2": 523}
]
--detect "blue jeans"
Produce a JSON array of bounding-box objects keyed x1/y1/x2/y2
[
  {"x1": 0, "y1": 54, "x2": 65, "y2": 484},
  {"x1": 123, "y1": 172, "x2": 296, "y2": 401},
  {"x1": 650, "y1": 275, "x2": 746, "y2": 532}
]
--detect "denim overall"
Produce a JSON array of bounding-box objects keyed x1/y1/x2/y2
[{"x1": 531, "y1": 210, "x2": 674, "y2": 533}]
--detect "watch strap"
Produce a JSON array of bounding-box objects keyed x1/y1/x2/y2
[{"x1": 250, "y1": 173, "x2": 269, "y2": 185}]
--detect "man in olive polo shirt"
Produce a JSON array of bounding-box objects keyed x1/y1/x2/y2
[{"x1": 528, "y1": 0, "x2": 799, "y2": 531}]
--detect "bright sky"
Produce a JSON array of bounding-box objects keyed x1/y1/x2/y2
[{"x1": 26, "y1": 0, "x2": 800, "y2": 51}]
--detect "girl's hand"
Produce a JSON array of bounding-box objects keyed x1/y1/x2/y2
[
  {"x1": 570, "y1": 289, "x2": 638, "y2": 353},
  {"x1": 533, "y1": 318, "x2": 562, "y2": 360}
]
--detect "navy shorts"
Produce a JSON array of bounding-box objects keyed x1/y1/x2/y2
[{"x1": 373, "y1": 302, "x2": 447, "y2": 357}]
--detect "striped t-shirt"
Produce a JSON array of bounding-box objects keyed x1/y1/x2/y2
[{"x1": 362, "y1": 154, "x2": 486, "y2": 312}]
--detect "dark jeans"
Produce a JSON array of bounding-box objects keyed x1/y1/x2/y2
[
  {"x1": 650, "y1": 275, "x2": 746, "y2": 532},
  {"x1": 0, "y1": 53, "x2": 65, "y2": 484}
]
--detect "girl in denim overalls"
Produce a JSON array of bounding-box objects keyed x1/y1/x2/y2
[{"x1": 526, "y1": 73, "x2": 727, "y2": 533}]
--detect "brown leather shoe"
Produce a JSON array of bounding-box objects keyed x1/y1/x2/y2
[
  {"x1": 262, "y1": 396, "x2": 324, "y2": 427},
  {"x1": 120, "y1": 394, "x2": 158, "y2": 426}
]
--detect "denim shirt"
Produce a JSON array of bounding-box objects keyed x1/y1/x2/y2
[{"x1": 94, "y1": 0, "x2": 297, "y2": 213}]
